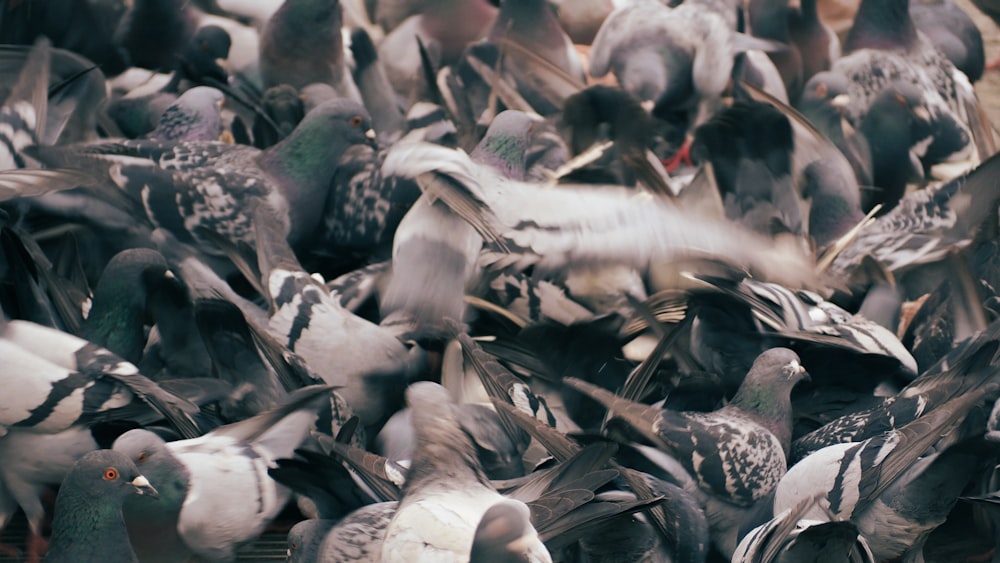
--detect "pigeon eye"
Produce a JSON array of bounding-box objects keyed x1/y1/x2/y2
[
  {"x1": 815, "y1": 83, "x2": 827, "y2": 98},
  {"x1": 137, "y1": 451, "x2": 148, "y2": 463},
  {"x1": 104, "y1": 468, "x2": 119, "y2": 481},
  {"x1": 350, "y1": 116, "x2": 363, "y2": 127},
  {"x1": 894, "y1": 93, "x2": 908, "y2": 107}
]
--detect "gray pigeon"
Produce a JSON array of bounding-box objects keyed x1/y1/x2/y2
[
  {"x1": 146, "y1": 86, "x2": 226, "y2": 142},
  {"x1": 380, "y1": 382, "x2": 551, "y2": 561},
  {"x1": 566, "y1": 348, "x2": 809, "y2": 557},
  {"x1": 301, "y1": 501, "x2": 398, "y2": 562},
  {"x1": 588, "y1": 0, "x2": 734, "y2": 128},
  {"x1": 259, "y1": 0, "x2": 361, "y2": 100},
  {"x1": 44, "y1": 449, "x2": 159, "y2": 563},
  {"x1": 28, "y1": 99, "x2": 377, "y2": 255},
  {"x1": 252, "y1": 203, "x2": 424, "y2": 428},
  {"x1": 733, "y1": 503, "x2": 876, "y2": 563},
  {"x1": 112, "y1": 385, "x2": 331, "y2": 562},
  {"x1": 774, "y1": 383, "x2": 996, "y2": 561}
]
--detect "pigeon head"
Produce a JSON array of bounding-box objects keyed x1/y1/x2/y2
[
  {"x1": 798, "y1": 71, "x2": 851, "y2": 122},
  {"x1": 742, "y1": 347, "x2": 810, "y2": 388},
  {"x1": 471, "y1": 110, "x2": 538, "y2": 180},
  {"x1": 403, "y1": 382, "x2": 491, "y2": 491},
  {"x1": 470, "y1": 499, "x2": 540, "y2": 563},
  {"x1": 731, "y1": 347, "x2": 808, "y2": 453},
  {"x1": 151, "y1": 86, "x2": 225, "y2": 142},
  {"x1": 83, "y1": 248, "x2": 177, "y2": 363},
  {"x1": 113, "y1": 428, "x2": 188, "y2": 505},
  {"x1": 60, "y1": 449, "x2": 159, "y2": 501},
  {"x1": 178, "y1": 25, "x2": 232, "y2": 84}
]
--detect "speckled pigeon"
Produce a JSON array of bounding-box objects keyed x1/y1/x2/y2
[
  {"x1": 565, "y1": 347, "x2": 810, "y2": 556},
  {"x1": 28, "y1": 99, "x2": 377, "y2": 255}
]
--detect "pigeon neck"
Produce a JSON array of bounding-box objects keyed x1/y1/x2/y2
[
  {"x1": 405, "y1": 411, "x2": 492, "y2": 493},
  {"x1": 845, "y1": 0, "x2": 917, "y2": 53},
  {"x1": 49, "y1": 495, "x2": 137, "y2": 562},
  {"x1": 260, "y1": 132, "x2": 342, "y2": 235},
  {"x1": 471, "y1": 134, "x2": 528, "y2": 180},
  {"x1": 729, "y1": 384, "x2": 794, "y2": 453},
  {"x1": 84, "y1": 289, "x2": 148, "y2": 365},
  {"x1": 747, "y1": 0, "x2": 791, "y2": 42}
]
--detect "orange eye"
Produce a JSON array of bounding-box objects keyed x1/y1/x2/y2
[
  {"x1": 350, "y1": 116, "x2": 363, "y2": 127},
  {"x1": 104, "y1": 468, "x2": 119, "y2": 481},
  {"x1": 137, "y1": 452, "x2": 148, "y2": 463}
]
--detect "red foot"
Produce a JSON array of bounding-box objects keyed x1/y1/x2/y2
[{"x1": 662, "y1": 138, "x2": 693, "y2": 172}]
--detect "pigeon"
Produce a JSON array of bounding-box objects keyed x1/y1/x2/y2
[
  {"x1": 82, "y1": 248, "x2": 182, "y2": 365},
  {"x1": 588, "y1": 0, "x2": 734, "y2": 130},
  {"x1": 733, "y1": 502, "x2": 877, "y2": 563},
  {"x1": 795, "y1": 71, "x2": 873, "y2": 189},
  {"x1": 0, "y1": 0, "x2": 129, "y2": 77},
  {"x1": 691, "y1": 99, "x2": 805, "y2": 237},
  {"x1": 910, "y1": 0, "x2": 985, "y2": 83},
  {"x1": 259, "y1": 0, "x2": 361, "y2": 100},
  {"x1": 559, "y1": 85, "x2": 678, "y2": 195},
  {"x1": 483, "y1": 0, "x2": 586, "y2": 115},
  {"x1": 44, "y1": 449, "x2": 159, "y2": 563},
  {"x1": 827, "y1": 151, "x2": 1000, "y2": 289},
  {"x1": 832, "y1": 0, "x2": 986, "y2": 165},
  {"x1": 788, "y1": 0, "x2": 842, "y2": 85},
  {"x1": 115, "y1": 0, "x2": 198, "y2": 73},
  {"x1": 745, "y1": 0, "x2": 804, "y2": 101},
  {"x1": 146, "y1": 86, "x2": 226, "y2": 143},
  {"x1": 377, "y1": 0, "x2": 498, "y2": 101},
  {"x1": 380, "y1": 382, "x2": 552, "y2": 562},
  {"x1": 774, "y1": 380, "x2": 998, "y2": 561},
  {"x1": 687, "y1": 275, "x2": 918, "y2": 394},
  {"x1": 791, "y1": 317, "x2": 1000, "y2": 460},
  {"x1": 162, "y1": 25, "x2": 233, "y2": 93},
  {"x1": 299, "y1": 501, "x2": 398, "y2": 562},
  {"x1": 855, "y1": 80, "x2": 933, "y2": 213},
  {"x1": 470, "y1": 499, "x2": 542, "y2": 563},
  {"x1": 286, "y1": 519, "x2": 336, "y2": 563},
  {"x1": 565, "y1": 347, "x2": 810, "y2": 556},
  {"x1": 112, "y1": 385, "x2": 331, "y2": 562},
  {"x1": 29, "y1": 99, "x2": 377, "y2": 255},
  {"x1": 350, "y1": 28, "x2": 406, "y2": 143},
  {"x1": 249, "y1": 84, "x2": 306, "y2": 149},
  {"x1": 252, "y1": 203, "x2": 424, "y2": 428},
  {"x1": 0, "y1": 318, "x2": 201, "y2": 437}
]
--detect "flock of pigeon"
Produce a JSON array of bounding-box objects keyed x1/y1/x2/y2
[{"x1": 4, "y1": 0, "x2": 1000, "y2": 561}]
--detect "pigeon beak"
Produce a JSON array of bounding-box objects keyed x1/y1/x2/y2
[
  {"x1": 787, "y1": 360, "x2": 809, "y2": 383},
  {"x1": 365, "y1": 129, "x2": 377, "y2": 141},
  {"x1": 131, "y1": 475, "x2": 159, "y2": 499},
  {"x1": 913, "y1": 106, "x2": 931, "y2": 123},
  {"x1": 830, "y1": 94, "x2": 850, "y2": 109}
]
